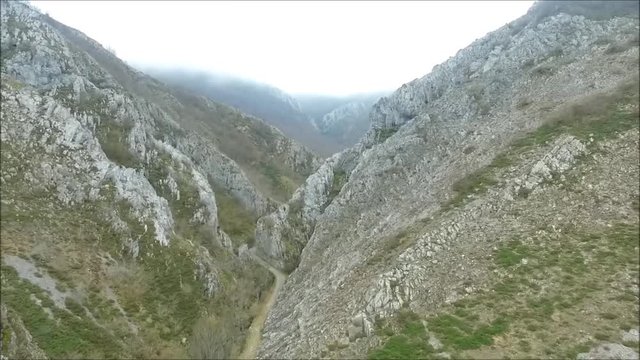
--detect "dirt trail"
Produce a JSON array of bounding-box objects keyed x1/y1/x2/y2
[{"x1": 237, "y1": 250, "x2": 287, "y2": 360}]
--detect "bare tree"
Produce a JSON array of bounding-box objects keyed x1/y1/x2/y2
[
  {"x1": 188, "y1": 315, "x2": 233, "y2": 359},
  {"x1": 105, "y1": 46, "x2": 117, "y2": 56}
]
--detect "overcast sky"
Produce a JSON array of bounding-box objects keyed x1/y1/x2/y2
[{"x1": 30, "y1": 1, "x2": 534, "y2": 96}]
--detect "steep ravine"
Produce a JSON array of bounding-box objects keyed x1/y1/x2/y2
[{"x1": 0, "y1": 0, "x2": 638, "y2": 359}]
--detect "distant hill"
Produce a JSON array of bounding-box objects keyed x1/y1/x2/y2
[
  {"x1": 143, "y1": 68, "x2": 340, "y2": 156},
  {"x1": 296, "y1": 92, "x2": 387, "y2": 148},
  {"x1": 144, "y1": 68, "x2": 387, "y2": 155}
]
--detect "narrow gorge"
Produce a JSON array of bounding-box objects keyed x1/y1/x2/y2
[{"x1": 1, "y1": 1, "x2": 638, "y2": 360}]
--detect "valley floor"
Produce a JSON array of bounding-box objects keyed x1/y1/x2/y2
[{"x1": 237, "y1": 251, "x2": 287, "y2": 359}]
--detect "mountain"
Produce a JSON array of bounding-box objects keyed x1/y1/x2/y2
[
  {"x1": 253, "y1": 1, "x2": 640, "y2": 358},
  {"x1": 143, "y1": 68, "x2": 344, "y2": 156},
  {"x1": 0, "y1": 1, "x2": 320, "y2": 358}
]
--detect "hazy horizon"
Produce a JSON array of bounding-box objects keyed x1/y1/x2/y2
[{"x1": 30, "y1": 0, "x2": 534, "y2": 96}]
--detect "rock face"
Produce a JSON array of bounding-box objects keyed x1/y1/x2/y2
[
  {"x1": 347, "y1": 313, "x2": 374, "y2": 342},
  {"x1": 622, "y1": 329, "x2": 640, "y2": 344},
  {"x1": 254, "y1": 148, "x2": 360, "y2": 271},
  {"x1": 0, "y1": 1, "x2": 318, "y2": 359},
  {"x1": 298, "y1": 92, "x2": 386, "y2": 150},
  {"x1": 256, "y1": 2, "x2": 639, "y2": 358}
]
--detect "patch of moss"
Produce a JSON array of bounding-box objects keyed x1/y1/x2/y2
[
  {"x1": 64, "y1": 297, "x2": 86, "y2": 317},
  {"x1": 494, "y1": 239, "x2": 531, "y2": 268},
  {"x1": 328, "y1": 169, "x2": 347, "y2": 202}
]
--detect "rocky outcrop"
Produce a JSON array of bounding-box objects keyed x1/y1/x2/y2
[
  {"x1": 516, "y1": 135, "x2": 587, "y2": 194},
  {"x1": 311, "y1": 101, "x2": 371, "y2": 146},
  {"x1": 347, "y1": 313, "x2": 374, "y2": 342},
  {"x1": 315, "y1": 102, "x2": 369, "y2": 132},
  {"x1": 366, "y1": 10, "x2": 638, "y2": 140},
  {"x1": 576, "y1": 343, "x2": 639, "y2": 360}
]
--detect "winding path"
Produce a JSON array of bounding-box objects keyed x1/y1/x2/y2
[{"x1": 237, "y1": 250, "x2": 287, "y2": 360}]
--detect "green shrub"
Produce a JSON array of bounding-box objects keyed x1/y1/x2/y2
[
  {"x1": 213, "y1": 186, "x2": 257, "y2": 248},
  {"x1": 369, "y1": 334, "x2": 431, "y2": 359},
  {"x1": 95, "y1": 122, "x2": 139, "y2": 168},
  {"x1": 369, "y1": 310, "x2": 434, "y2": 359},
  {"x1": 64, "y1": 297, "x2": 86, "y2": 317},
  {"x1": 375, "y1": 126, "x2": 400, "y2": 143},
  {"x1": 428, "y1": 314, "x2": 509, "y2": 350}
]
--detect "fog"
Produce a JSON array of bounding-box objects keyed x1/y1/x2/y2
[{"x1": 30, "y1": 1, "x2": 534, "y2": 96}]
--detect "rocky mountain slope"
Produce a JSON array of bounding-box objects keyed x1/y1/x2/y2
[
  {"x1": 255, "y1": 1, "x2": 640, "y2": 358},
  {"x1": 144, "y1": 68, "x2": 342, "y2": 156},
  {"x1": 0, "y1": 1, "x2": 320, "y2": 358}
]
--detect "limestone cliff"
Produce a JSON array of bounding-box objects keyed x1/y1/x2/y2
[{"x1": 312, "y1": 101, "x2": 373, "y2": 149}]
